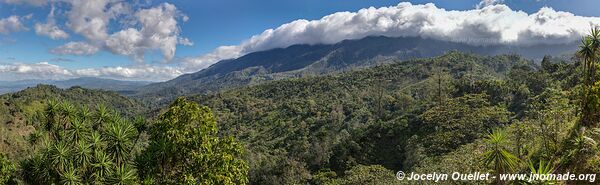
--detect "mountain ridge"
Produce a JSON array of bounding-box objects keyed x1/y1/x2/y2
[
  {"x1": 133, "y1": 36, "x2": 578, "y2": 105},
  {"x1": 0, "y1": 77, "x2": 152, "y2": 95}
]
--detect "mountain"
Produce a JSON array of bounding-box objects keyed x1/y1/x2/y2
[
  {"x1": 0, "y1": 52, "x2": 587, "y2": 184},
  {"x1": 134, "y1": 36, "x2": 577, "y2": 105},
  {"x1": 0, "y1": 77, "x2": 151, "y2": 95}
]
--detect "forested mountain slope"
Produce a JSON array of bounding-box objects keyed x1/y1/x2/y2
[
  {"x1": 135, "y1": 36, "x2": 577, "y2": 106},
  {"x1": 190, "y1": 52, "x2": 577, "y2": 184}
]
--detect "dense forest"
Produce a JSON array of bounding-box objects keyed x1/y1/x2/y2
[
  {"x1": 1, "y1": 30, "x2": 600, "y2": 184},
  {"x1": 191, "y1": 51, "x2": 582, "y2": 184}
]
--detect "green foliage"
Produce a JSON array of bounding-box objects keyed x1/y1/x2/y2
[
  {"x1": 578, "y1": 26, "x2": 600, "y2": 126},
  {"x1": 0, "y1": 153, "x2": 16, "y2": 185},
  {"x1": 189, "y1": 52, "x2": 538, "y2": 184},
  {"x1": 138, "y1": 97, "x2": 248, "y2": 184},
  {"x1": 20, "y1": 101, "x2": 142, "y2": 184},
  {"x1": 2, "y1": 50, "x2": 597, "y2": 184},
  {"x1": 0, "y1": 85, "x2": 146, "y2": 160},
  {"x1": 319, "y1": 165, "x2": 399, "y2": 185},
  {"x1": 420, "y1": 94, "x2": 511, "y2": 155},
  {"x1": 519, "y1": 160, "x2": 556, "y2": 185},
  {"x1": 482, "y1": 129, "x2": 519, "y2": 175}
]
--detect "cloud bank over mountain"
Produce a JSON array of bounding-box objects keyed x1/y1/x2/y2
[
  {"x1": 1, "y1": 1, "x2": 600, "y2": 81},
  {"x1": 181, "y1": 2, "x2": 600, "y2": 74}
]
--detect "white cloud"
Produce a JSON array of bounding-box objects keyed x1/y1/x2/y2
[
  {"x1": 4, "y1": 2, "x2": 600, "y2": 82},
  {"x1": 105, "y1": 28, "x2": 144, "y2": 61},
  {"x1": 65, "y1": 0, "x2": 113, "y2": 42},
  {"x1": 178, "y1": 37, "x2": 193, "y2": 46},
  {"x1": 0, "y1": 62, "x2": 181, "y2": 81},
  {"x1": 177, "y1": 45, "x2": 241, "y2": 73},
  {"x1": 477, "y1": 0, "x2": 503, "y2": 9},
  {"x1": 58, "y1": 1, "x2": 186, "y2": 62},
  {"x1": 0, "y1": 15, "x2": 27, "y2": 34},
  {"x1": 103, "y1": 3, "x2": 182, "y2": 61},
  {"x1": 132, "y1": 2, "x2": 181, "y2": 61},
  {"x1": 0, "y1": 62, "x2": 73, "y2": 80},
  {"x1": 51, "y1": 41, "x2": 100, "y2": 56},
  {"x1": 34, "y1": 5, "x2": 69, "y2": 39},
  {"x1": 35, "y1": 22, "x2": 69, "y2": 39},
  {"x1": 2, "y1": 0, "x2": 47, "y2": 6},
  {"x1": 73, "y1": 65, "x2": 182, "y2": 81},
  {"x1": 179, "y1": 2, "x2": 600, "y2": 73}
]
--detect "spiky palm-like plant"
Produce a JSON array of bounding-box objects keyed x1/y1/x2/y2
[
  {"x1": 68, "y1": 117, "x2": 90, "y2": 144},
  {"x1": 78, "y1": 106, "x2": 92, "y2": 121},
  {"x1": 577, "y1": 26, "x2": 600, "y2": 126},
  {"x1": 44, "y1": 100, "x2": 60, "y2": 136},
  {"x1": 91, "y1": 151, "x2": 113, "y2": 182},
  {"x1": 59, "y1": 102, "x2": 77, "y2": 129},
  {"x1": 104, "y1": 119, "x2": 136, "y2": 166},
  {"x1": 50, "y1": 142, "x2": 71, "y2": 173},
  {"x1": 105, "y1": 164, "x2": 137, "y2": 185},
  {"x1": 73, "y1": 141, "x2": 93, "y2": 170},
  {"x1": 89, "y1": 131, "x2": 103, "y2": 151},
  {"x1": 482, "y1": 130, "x2": 519, "y2": 179},
  {"x1": 60, "y1": 164, "x2": 83, "y2": 185},
  {"x1": 23, "y1": 101, "x2": 145, "y2": 184},
  {"x1": 20, "y1": 153, "x2": 52, "y2": 184},
  {"x1": 571, "y1": 128, "x2": 597, "y2": 156},
  {"x1": 93, "y1": 104, "x2": 111, "y2": 130}
]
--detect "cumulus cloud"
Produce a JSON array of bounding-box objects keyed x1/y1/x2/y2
[
  {"x1": 179, "y1": 2, "x2": 600, "y2": 73},
  {"x1": 103, "y1": 3, "x2": 183, "y2": 62},
  {"x1": 34, "y1": 5, "x2": 69, "y2": 39},
  {"x1": 51, "y1": 42, "x2": 100, "y2": 56},
  {"x1": 65, "y1": 0, "x2": 113, "y2": 42},
  {"x1": 105, "y1": 28, "x2": 143, "y2": 60},
  {"x1": 54, "y1": 1, "x2": 187, "y2": 62},
  {"x1": 0, "y1": 15, "x2": 28, "y2": 34}
]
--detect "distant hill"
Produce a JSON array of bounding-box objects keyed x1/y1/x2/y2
[
  {"x1": 0, "y1": 77, "x2": 151, "y2": 95},
  {"x1": 134, "y1": 36, "x2": 577, "y2": 105}
]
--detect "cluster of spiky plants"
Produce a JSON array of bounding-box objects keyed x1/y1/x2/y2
[{"x1": 20, "y1": 100, "x2": 143, "y2": 184}]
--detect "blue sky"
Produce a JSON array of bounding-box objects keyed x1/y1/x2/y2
[{"x1": 1, "y1": 0, "x2": 600, "y2": 81}]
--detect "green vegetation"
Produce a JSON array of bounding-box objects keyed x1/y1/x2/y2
[
  {"x1": 0, "y1": 92, "x2": 246, "y2": 184},
  {"x1": 0, "y1": 85, "x2": 146, "y2": 160},
  {"x1": 482, "y1": 130, "x2": 519, "y2": 181},
  {"x1": 190, "y1": 51, "x2": 567, "y2": 184},
  {"x1": 0, "y1": 154, "x2": 15, "y2": 185},
  {"x1": 19, "y1": 100, "x2": 141, "y2": 184},
  {"x1": 3, "y1": 30, "x2": 600, "y2": 184},
  {"x1": 137, "y1": 97, "x2": 248, "y2": 184}
]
